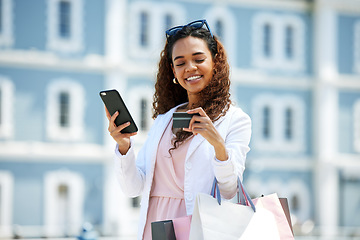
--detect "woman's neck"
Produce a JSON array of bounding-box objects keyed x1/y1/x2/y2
[{"x1": 187, "y1": 94, "x2": 200, "y2": 109}]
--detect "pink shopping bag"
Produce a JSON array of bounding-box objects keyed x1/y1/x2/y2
[{"x1": 252, "y1": 193, "x2": 294, "y2": 240}]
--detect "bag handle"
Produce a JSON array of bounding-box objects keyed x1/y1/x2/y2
[{"x1": 211, "y1": 177, "x2": 256, "y2": 212}]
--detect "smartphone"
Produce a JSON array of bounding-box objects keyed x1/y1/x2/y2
[
  {"x1": 173, "y1": 112, "x2": 200, "y2": 129},
  {"x1": 99, "y1": 89, "x2": 138, "y2": 133}
]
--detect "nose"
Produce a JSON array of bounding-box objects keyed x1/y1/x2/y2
[{"x1": 185, "y1": 62, "x2": 197, "y2": 72}]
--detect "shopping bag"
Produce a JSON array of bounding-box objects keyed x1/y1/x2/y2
[
  {"x1": 279, "y1": 198, "x2": 294, "y2": 235},
  {"x1": 252, "y1": 194, "x2": 294, "y2": 240},
  {"x1": 189, "y1": 178, "x2": 280, "y2": 240},
  {"x1": 172, "y1": 215, "x2": 192, "y2": 240},
  {"x1": 151, "y1": 215, "x2": 192, "y2": 240},
  {"x1": 151, "y1": 220, "x2": 176, "y2": 240}
]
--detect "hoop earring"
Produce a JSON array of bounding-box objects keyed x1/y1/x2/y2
[{"x1": 173, "y1": 78, "x2": 178, "y2": 84}]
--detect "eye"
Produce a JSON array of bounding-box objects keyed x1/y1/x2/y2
[
  {"x1": 175, "y1": 62, "x2": 185, "y2": 67},
  {"x1": 195, "y1": 59, "x2": 205, "y2": 63}
]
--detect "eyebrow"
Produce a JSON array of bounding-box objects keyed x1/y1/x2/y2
[{"x1": 173, "y1": 52, "x2": 206, "y2": 61}]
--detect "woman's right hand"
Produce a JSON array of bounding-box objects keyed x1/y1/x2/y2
[{"x1": 105, "y1": 106, "x2": 137, "y2": 155}]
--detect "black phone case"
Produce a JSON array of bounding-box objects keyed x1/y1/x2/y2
[
  {"x1": 100, "y1": 89, "x2": 138, "y2": 133},
  {"x1": 172, "y1": 112, "x2": 200, "y2": 128}
]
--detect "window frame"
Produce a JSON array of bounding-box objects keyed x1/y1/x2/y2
[
  {"x1": 44, "y1": 170, "x2": 84, "y2": 237},
  {"x1": 252, "y1": 94, "x2": 305, "y2": 152},
  {"x1": 354, "y1": 100, "x2": 360, "y2": 152},
  {"x1": 159, "y1": 3, "x2": 185, "y2": 41},
  {"x1": 47, "y1": 0, "x2": 83, "y2": 53},
  {"x1": 280, "y1": 15, "x2": 305, "y2": 70},
  {"x1": 128, "y1": 2, "x2": 185, "y2": 60},
  {"x1": 128, "y1": 86, "x2": 153, "y2": 135},
  {"x1": 0, "y1": 76, "x2": 14, "y2": 139},
  {"x1": 139, "y1": 11, "x2": 150, "y2": 47},
  {"x1": 205, "y1": 7, "x2": 237, "y2": 65},
  {"x1": 354, "y1": 21, "x2": 360, "y2": 74},
  {"x1": 0, "y1": 0, "x2": 13, "y2": 47},
  {"x1": 0, "y1": 171, "x2": 13, "y2": 237},
  {"x1": 46, "y1": 80, "x2": 85, "y2": 141},
  {"x1": 252, "y1": 13, "x2": 305, "y2": 71},
  {"x1": 247, "y1": 177, "x2": 311, "y2": 223},
  {"x1": 252, "y1": 13, "x2": 278, "y2": 68},
  {"x1": 128, "y1": 2, "x2": 156, "y2": 59}
]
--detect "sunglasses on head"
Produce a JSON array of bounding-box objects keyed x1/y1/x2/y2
[{"x1": 165, "y1": 19, "x2": 213, "y2": 38}]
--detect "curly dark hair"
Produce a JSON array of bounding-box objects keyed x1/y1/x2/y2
[{"x1": 153, "y1": 26, "x2": 232, "y2": 149}]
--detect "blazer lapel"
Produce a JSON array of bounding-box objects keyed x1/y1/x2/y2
[
  {"x1": 185, "y1": 134, "x2": 206, "y2": 161},
  {"x1": 185, "y1": 107, "x2": 232, "y2": 161}
]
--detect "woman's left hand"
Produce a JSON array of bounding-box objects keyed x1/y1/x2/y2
[{"x1": 183, "y1": 107, "x2": 228, "y2": 161}]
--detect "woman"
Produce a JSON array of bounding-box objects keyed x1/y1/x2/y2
[{"x1": 106, "y1": 19, "x2": 251, "y2": 240}]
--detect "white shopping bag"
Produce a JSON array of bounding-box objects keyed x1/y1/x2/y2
[
  {"x1": 189, "y1": 178, "x2": 281, "y2": 240},
  {"x1": 189, "y1": 192, "x2": 254, "y2": 240}
]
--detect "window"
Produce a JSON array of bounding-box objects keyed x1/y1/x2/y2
[
  {"x1": 253, "y1": 94, "x2": 305, "y2": 152},
  {"x1": 0, "y1": 171, "x2": 13, "y2": 237},
  {"x1": 57, "y1": 184, "x2": 70, "y2": 231},
  {"x1": 285, "y1": 107, "x2": 293, "y2": 140},
  {"x1": 59, "y1": 0, "x2": 71, "y2": 39},
  {"x1": 128, "y1": 2, "x2": 153, "y2": 57},
  {"x1": 47, "y1": 0, "x2": 83, "y2": 52},
  {"x1": 354, "y1": 100, "x2": 360, "y2": 152},
  {"x1": 248, "y1": 178, "x2": 311, "y2": 223},
  {"x1": 140, "y1": 98, "x2": 148, "y2": 131},
  {"x1": 161, "y1": 5, "x2": 184, "y2": 33},
  {"x1": 215, "y1": 20, "x2": 224, "y2": 40},
  {"x1": 0, "y1": 0, "x2": 13, "y2": 47},
  {"x1": 262, "y1": 106, "x2": 272, "y2": 139},
  {"x1": 44, "y1": 170, "x2": 84, "y2": 237},
  {"x1": 128, "y1": 2, "x2": 185, "y2": 59},
  {"x1": 128, "y1": 87, "x2": 153, "y2": 134},
  {"x1": 263, "y1": 24, "x2": 273, "y2": 58},
  {"x1": 164, "y1": 14, "x2": 173, "y2": 33},
  {"x1": 59, "y1": 92, "x2": 70, "y2": 127},
  {"x1": 0, "y1": 0, "x2": 3, "y2": 33},
  {"x1": 354, "y1": 21, "x2": 360, "y2": 73},
  {"x1": 253, "y1": 13, "x2": 304, "y2": 71},
  {"x1": 287, "y1": 180, "x2": 311, "y2": 222},
  {"x1": 140, "y1": 12, "x2": 149, "y2": 47},
  {"x1": 205, "y1": 7, "x2": 236, "y2": 64},
  {"x1": 285, "y1": 25, "x2": 294, "y2": 59},
  {"x1": 291, "y1": 195, "x2": 300, "y2": 212},
  {"x1": 0, "y1": 89, "x2": 2, "y2": 125},
  {"x1": 46, "y1": 80, "x2": 85, "y2": 141},
  {"x1": 0, "y1": 77, "x2": 14, "y2": 138}
]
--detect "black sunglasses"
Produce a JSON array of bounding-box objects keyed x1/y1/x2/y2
[{"x1": 165, "y1": 19, "x2": 214, "y2": 38}]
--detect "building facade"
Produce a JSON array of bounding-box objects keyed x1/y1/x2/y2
[{"x1": 0, "y1": 0, "x2": 359, "y2": 238}]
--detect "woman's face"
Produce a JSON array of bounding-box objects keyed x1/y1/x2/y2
[{"x1": 171, "y1": 36, "x2": 214, "y2": 99}]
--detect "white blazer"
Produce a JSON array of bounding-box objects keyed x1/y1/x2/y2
[{"x1": 114, "y1": 103, "x2": 251, "y2": 239}]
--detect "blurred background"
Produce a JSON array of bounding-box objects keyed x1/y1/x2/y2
[{"x1": 0, "y1": 0, "x2": 359, "y2": 239}]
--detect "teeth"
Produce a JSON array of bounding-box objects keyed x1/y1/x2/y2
[{"x1": 187, "y1": 76, "x2": 201, "y2": 81}]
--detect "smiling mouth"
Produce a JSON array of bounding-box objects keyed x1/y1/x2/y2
[{"x1": 186, "y1": 75, "x2": 202, "y2": 81}]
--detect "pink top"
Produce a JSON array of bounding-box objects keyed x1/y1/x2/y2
[{"x1": 142, "y1": 120, "x2": 193, "y2": 240}]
